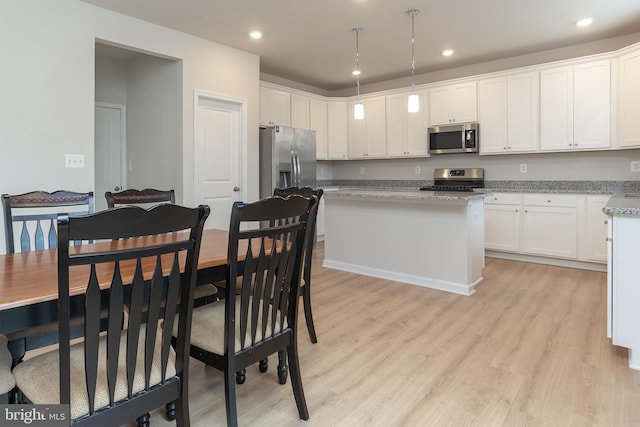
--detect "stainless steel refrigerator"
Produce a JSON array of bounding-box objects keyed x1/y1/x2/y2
[{"x1": 259, "y1": 126, "x2": 317, "y2": 199}]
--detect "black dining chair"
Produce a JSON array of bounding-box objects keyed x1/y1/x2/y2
[
  {"x1": 12, "y1": 203, "x2": 210, "y2": 427},
  {"x1": 273, "y1": 186, "x2": 324, "y2": 343},
  {"x1": 0, "y1": 335, "x2": 15, "y2": 404},
  {"x1": 172, "y1": 195, "x2": 315, "y2": 426},
  {"x1": 1, "y1": 190, "x2": 95, "y2": 402},
  {"x1": 105, "y1": 188, "x2": 219, "y2": 308},
  {"x1": 2, "y1": 190, "x2": 94, "y2": 253}
]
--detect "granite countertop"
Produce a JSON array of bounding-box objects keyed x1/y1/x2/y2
[
  {"x1": 324, "y1": 188, "x2": 489, "y2": 202},
  {"x1": 604, "y1": 196, "x2": 640, "y2": 215}
]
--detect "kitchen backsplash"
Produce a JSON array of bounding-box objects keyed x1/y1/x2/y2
[{"x1": 317, "y1": 179, "x2": 640, "y2": 194}]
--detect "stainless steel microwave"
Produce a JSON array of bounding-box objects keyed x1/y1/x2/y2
[{"x1": 428, "y1": 122, "x2": 479, "y2": 154}]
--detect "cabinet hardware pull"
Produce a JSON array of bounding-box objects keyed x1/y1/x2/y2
[{"x1": 606, "y1": 237, "x2": 613, "y2": 242}]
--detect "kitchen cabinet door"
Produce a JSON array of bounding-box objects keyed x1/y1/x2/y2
[
  {"x1": 310, "y1": 98, "x2": 328, "y2": 160},
  {"x1": 616, "y1": 47, "x2": 640, "y2": 148},
  {"x1": 290, "y1": 93, "x2": 310, "y2": 129},
  {"x1": 347, "y1": 96, "x2": 386, "y2": 159},
  {"x1": 581, "y1": 194, "x2": 610, "y2": 263},
  {"x1": 327, "y1": 100, "x2": 348, "y2": 159},
  {"x1": 484, "y1": 194, "x2": 521, "y2": 251},
  {"x1": 540, "y1": 66, "x2": 574, "y2": 151},
  {"x1": 478, "y1": 77, "x2": 508, "y2": 154},
  {"x1": 507, "y1": 72, "x2": 539, "y2": 152},
  {"x1": 386, "y1": 90, "x2": 428, "y2": 158},
  {"x1": 522, "y1": 194, "x2": 578, "y2": 259},
  {"x1": 259, "y1": 85, "x2": 291, "y2": 127},
  {"x1": 574, "y1": 60, "x2": 610, "y2": 150},
  {"x1": 429, "y1": 81, "x2": 477, "y2": 125}
]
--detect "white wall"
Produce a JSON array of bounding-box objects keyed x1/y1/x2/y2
[
  {"x1": 127, "y1": 55, "x2": 182, "y2": 197},
  {"x1": 95, "y1": 56, "x2": 127, "y2": 105},
  {"x1": 0, "y1": 0, "x2": 260, "y2": 254}
]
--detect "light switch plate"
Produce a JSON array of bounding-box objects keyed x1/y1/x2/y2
[{"x1": 65, "y1": 154, "x2": 85, "y2": 168}]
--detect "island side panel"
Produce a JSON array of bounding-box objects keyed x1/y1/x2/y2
[{"x1": 323, "y1": 195, "x2": 485, "y2": 295}]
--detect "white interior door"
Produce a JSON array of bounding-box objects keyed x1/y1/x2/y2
[
  {"x1": 194, "y1": 93, "x2": 243, "y2": 230},
  {"x1": 95, "y1": 103, "x2": 126, "y2": 212}
]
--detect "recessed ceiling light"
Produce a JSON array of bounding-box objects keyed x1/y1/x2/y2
[
  {"x1": 442, "y1": 49, "x2": 454, "y2": 57},
  {"x1": 575, "y1": 18, "x2": 593, "y2": 27},
  {"x1": 249, "y1": 31, "x2": 262, "y2": 39}
]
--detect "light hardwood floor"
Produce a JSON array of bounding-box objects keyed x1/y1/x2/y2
[{"x1": 140, "y1": 244, "x2": 640, "y2": 427}]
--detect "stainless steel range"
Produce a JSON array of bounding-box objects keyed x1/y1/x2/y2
[{"x1": 420, "y1": 168, "x2": 484, "y2": 192}]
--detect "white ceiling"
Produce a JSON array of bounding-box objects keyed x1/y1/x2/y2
[{"x1": 86, "y1": 0, "x2": 640, "y2": 91}]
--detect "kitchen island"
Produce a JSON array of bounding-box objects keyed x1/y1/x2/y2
[
  {"x1": 323, "y1": 188, "x2": 487, "y2": 295},
  {"x1": 604, "y1": 196, "x2": 640, "y2": 370}
]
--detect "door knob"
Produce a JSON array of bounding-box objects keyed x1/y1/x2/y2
[{"x1": 233, "y1": 186, "x2": 240, "y2": 192}]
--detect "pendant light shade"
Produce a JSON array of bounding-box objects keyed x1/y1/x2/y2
[
  {"x1": 408, "y1": 93, "x2": 420, "y2": 113},
  {"x1": 352, "y1": 27, "x2": 364, "y2": 120},
  {"x1": 407, "y1": 9, "x2": 420, "y2": 113}
]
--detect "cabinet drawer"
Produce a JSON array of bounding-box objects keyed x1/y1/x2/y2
[
  {"x1": 523, "y1": 194, "x2": 578, "y2": 207},
  {"x1": 485, "y1": 193, "x2": 521, "y2": 205}
]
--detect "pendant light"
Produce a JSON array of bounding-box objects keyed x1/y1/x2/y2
[
  {"x1": 407, "y1": 9, "x2": 420, "y2": 113},
  {"x1": 352, "y1": 27, "x2": 364, "y2": 120}
]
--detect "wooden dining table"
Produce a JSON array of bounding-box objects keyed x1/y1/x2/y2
[{"x1": 0, "y1": 228, "x2": 232, "y2": 338}]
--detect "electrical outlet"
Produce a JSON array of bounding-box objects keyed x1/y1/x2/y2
[
  {"x1": 65, "y1": 154, "x2": 85, "y2": 168},
  {"x1": 320, "y1": 166, "x2": 326, "y2": 176},
  {"x1": 415, "y1": 166, "x2": 421, "y2": 175},
  {"x1": 359, "y1": 167, "x2": 365, "y2": 175},
  {"x1": 631, "y1": 161, "x2": 640, "y2": 172},
  {"x1": 520, "y1": 163, "x2": 528, "y2": 173}
]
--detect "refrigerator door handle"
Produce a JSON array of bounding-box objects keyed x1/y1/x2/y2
[
  {"x1": 296, "y1": 151, "x2": 301, "y2": 187},
  {"x1": 290, "y1": 150, "x2": 296, "y2": 188}
]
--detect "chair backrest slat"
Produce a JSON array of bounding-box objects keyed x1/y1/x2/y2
[
  {"x1": 2, "y1": 190, "x2": 94, "y2": 254},
  {"x1": 57, "y1": 203, "x2": 209, "y2": 421}
]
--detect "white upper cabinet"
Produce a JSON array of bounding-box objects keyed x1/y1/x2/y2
[
  {"x1": 290, "y1": 93, "x2": 310, "y2": 129},
  {"x1": 327, "y1": 100, "x2": 348, "y2": 160},
  {"x1": 540, "y1": 60, "x2": 610, "y2": 151},
  {"x1": 478, "y1": 72, "x2": 539, "y2": 154},
  {"x1": 429, "y1": 81, "x2": 477, "y2": 125},
  {"x1": 386, "y1": 90, "x2": 429, "y2": 158},
  {"x1": 574, "y1": 60, "x2": 611, "y2": 149},
  {"x1": 347, "y1": 96, "x2": 386, "y2": 159},
  {"x1": 616, "y1": 46, "x2": 640, "y2": 148},
  {"x1": 259, "y1": 85, "x2": 291, "y2": 127},
  {"x1": 310, "y1": 98, "x2": 328, "y2": 160}
]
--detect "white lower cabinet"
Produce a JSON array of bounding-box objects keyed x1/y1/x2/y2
[
  {"x1": 582, "y1": 195, "x2": 610, "y2": 262},
  {"x1": 485, "y1": 194, "x2": 520, "y2": 251},
  {"x1": 485, "y1": 193, "x2": 607, "y2": 265},
  {"x1": 521, "y1": 194, "x2": 578, "y2": 259}
]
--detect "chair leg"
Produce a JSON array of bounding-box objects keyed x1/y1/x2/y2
[
  {"x1": 136, "y1": 413, "x2": 150, "y2": 427},
  {"x1": 235, "y1": 368, "x2": 246, "y2": 384},
  {"x1": 165, "y1": 401, "x2": 176, "y2": 421},
  {"x1": 259, "y1": 357, "x2": 268, "y2": 373},
  {"x1": 287, "y1": 344, "x2": 309, "y2": 421},
  {"x1": 302, "y1": 285, "x2": 318, "y2": 344},
  {"x1": 277, "y1": 350, "x2": 287, "y2": 385},
  {"x1": 224, "y1": 367, "x2": 239, "y2": 427},
  {"x1": 174, "y1": 388, "x2": 191, "y2": 427}
]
